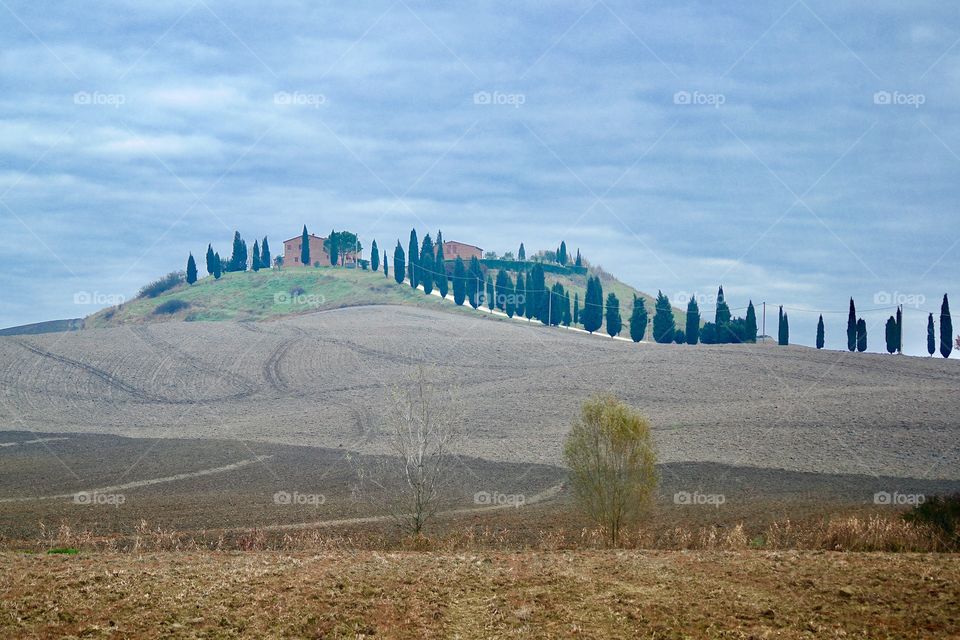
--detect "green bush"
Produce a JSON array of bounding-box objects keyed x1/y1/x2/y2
[
  {"x1": 138, "y1": 271, "x2": 185, "y2": 299},
  {"x1": 903, "y1": 494, "x2": 960, "y2": 548},
  {"x1": 153, "y1": 299, "x2": 190, "y2": 315}
]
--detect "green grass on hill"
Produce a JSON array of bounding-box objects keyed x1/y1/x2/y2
[{"x1": 85, "y1": 268, "x2": 471, "y2": 327}]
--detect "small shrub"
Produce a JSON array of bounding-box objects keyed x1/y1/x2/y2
[
  {"x1": 674, "y1": 329, "x2": 686, "y2": 344},
  {"x1": 290, "y1": 286, "x2": 306, "y2": 297},
  {"x1": 904, "y1": 493, "x2": 960, "y2": 548},
  {"x1": 47, "y1": 547, "x2": 79, "y2": 555},
  {"x1": 138, "y1": 271, "x2": 185, "y2": 299},
  {"x1": 154, "y1": 299, "x2": 190, "y2": 315}
]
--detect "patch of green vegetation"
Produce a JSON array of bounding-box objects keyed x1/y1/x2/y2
[{"x1": 46, "y1": 548, "x2": 79, "y2": 555}]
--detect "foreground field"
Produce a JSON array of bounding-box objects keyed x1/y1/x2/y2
[{"x1": 1, "y1": 550, "x2": 956, "y2": 638}]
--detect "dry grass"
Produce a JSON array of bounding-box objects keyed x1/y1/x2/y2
[{"x1": 1, "y1": 549, "x2": 957, "y2": 638}]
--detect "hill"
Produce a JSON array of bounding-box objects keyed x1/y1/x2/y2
[{"x1": 0, "y1": 318, "x2": 84, "y2": 336}]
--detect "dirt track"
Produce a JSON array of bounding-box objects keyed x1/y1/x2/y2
[{"x1": 1, "y1": 304, "x2": 958, "y2": 481}]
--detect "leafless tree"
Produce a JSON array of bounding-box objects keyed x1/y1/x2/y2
[{"x1": 355, "y1": 366, "x2": 460, "y2": 534}]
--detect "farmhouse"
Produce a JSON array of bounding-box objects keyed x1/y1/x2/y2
[
  {"x1": 283, "y1": 234, "x2": 357, "y2": 267},
  {"x1": 440, "y1": 241, "x2": 482, "y2": 262}
]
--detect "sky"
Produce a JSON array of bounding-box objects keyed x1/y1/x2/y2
[{"x1": 1, "y1": 0, "x2": 957, "y2": 356}]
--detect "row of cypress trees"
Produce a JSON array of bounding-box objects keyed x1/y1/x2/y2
[
  {"x1": 831, "y1": 296, "x2": 954, "y2": 357},
  {"x1": 189, "y1": 232, "x2": 272, "y2": 284}
]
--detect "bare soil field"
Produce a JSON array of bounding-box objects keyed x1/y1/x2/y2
[{"x1": 1, "y1": 550, "x2": 957, "y2": 638}]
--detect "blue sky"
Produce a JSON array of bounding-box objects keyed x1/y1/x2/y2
[{"x1": 1, "y1": 0, "x2": 957, "y2": 355}]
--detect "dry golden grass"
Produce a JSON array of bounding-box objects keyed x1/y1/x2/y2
[{"x1": 1, "y1": 549, "x2": 957, "y2": 638}]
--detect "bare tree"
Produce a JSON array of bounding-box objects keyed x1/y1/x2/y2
[
  {"x1": 563, "y1": 394, "x2": 658, "y2": 546},
  {"x1": 356, "y1": 366, "x2": 460, "y2": 535}
]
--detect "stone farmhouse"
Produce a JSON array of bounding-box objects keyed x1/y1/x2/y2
[{"x1": 282, "y1": 233, "x2": 357, "y2": 267}]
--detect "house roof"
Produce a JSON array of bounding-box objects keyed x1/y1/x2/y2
[
  {"x1": 443, "y1": 240, "x2": 482, "y2": 251},
  {"x1": 283, "y1": 233, "x2": 326, "y2": 243}
]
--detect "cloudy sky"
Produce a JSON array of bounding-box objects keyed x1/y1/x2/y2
[{"x1": 1, "y1": 0, "x2": 957, "y2": 355}]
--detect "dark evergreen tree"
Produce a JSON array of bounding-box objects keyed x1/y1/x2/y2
[
  {"x1": 629, "y1": 295, "x2": 648, "y2": 342},
  {"x1": 468, "y1": 257, "x2": 483, "y2": 309},
  {"x1": 715, "y1": 286, "x2": 731, "y2": 326},
  {"x1": 575, "y1": 249, "x2": 582, "y2": 267},
  {"x1": 582, "y1": 276, "x2": 604, "y2": 333},
  {"x1": 605, "y1": 293, "x2": 622, "y2": 337},
  {"x1": 329, "y1": 229, "x2": 339, "y2": 267},
  {"x1": 505, "y1": 273, "x2": 516, "y2": 317},
  {"x1": 495, "y1": 270, "x2": 509, "y2": 311},
  {"x1": 573, "y1": 292, "x2": 580, "y2": 325},
  {"x1": 408, "y1": 229, "x2": 419, "y2": 288},
  {"x1": 229, "y1": 231, "x2": 248, "y2": 272},
  {"x1": 529, "y1": 264, "x2": 547, "y2": 322},
  {"x1": 300, "y1": 226, "x2": 310, "y2": 267},
  {"x1": 885, "y1": 316, "x2": 898, "y2": 354},
  {"x1": 857, "y1": 318, "x2": 867, "y2": 352},
  {"x1": 685, "y1": 299, "x2": 701, "y2": 345},
  {"x1": 745, "y1": 301, "x2": 758, "y2": 343},
  {"x1": 700, "y1": 322, "x2": 718, "y2": 344},
  {"x1": 652, "y1": 291, "x2": 675, "y2": 343},
  {"x1": 558, "y1": 241, "x2": 568, "y2": 266},
  {"x1": 370, "y1": 240, "x2": 380, "y2": 273},
  {"x1": 393, "y1": 241, "x2": 405, "y2": 285},
  {"x1": 518, "y1": 243, "x2": 526, "y2": 261},
  {"x1": 205, "y1": 244, "x2": 216, "y2": 276},
  {"x1": 213, "y1": 252, "x2": 222, "y2": 279},
  {"x1": 895, "y1": 306, "x2": 903, "y2": 354},
  {"x1": 435, "y1": 235, "x2": 448, "y2": 299},
  {"x1": 515, "y1": 272, "x2": 526, "y2": 317},
  {"x1": 486, "y1": 275, "x2": 495, "y2": 311},
  {"x1": 928, "y1": 313, "x2": 936, "y2": 356},
  {"x1": 186, "y1": 253, "x2": 198, "y2": 284},
  {"x1": 783, "y1": 312, "x2": 790, "y2": 346},
  {"x1": 562, "y1": 291, "x2": 572, "y2": 326},
  {"x1": 778, "y1": 306, "x2": 787, "y2": 345},
  {"x1": 419, "y1": 234, "x2": 435, "y2": 295},
  {"x1": 674, "y1": 329, "x2": 686, "y2": 344},
  {"x1": 453, "y1": 257, "x2": 467, "y2": 306},
  {"x1": 251, "y1": 241, "x2": 261, "y2": 272},
  {"x1": 816, "y1": 315, "x2": 825, "y2": 349},
  {"x1": 940, "y1": 294, "x2": 953, "y2": 358},
  {"x1": 383, "y1": 251, "x2": 389, "y2": 279},
  {"x1": 524, "y1": 268, "x2": 537, "y2": 320},
  {"x1": 847, "y1": 298, "x2": 857, "y2": 352},
  {"x1": 260, "y1": 237, "x2": 271, "y2": 269}
]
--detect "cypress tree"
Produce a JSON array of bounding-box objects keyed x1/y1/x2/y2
[
  {"x1": 229, "y1": 231, "x2": 248, "y2": 272},
  {"x1": 300, "y1": 226, "x2": 310, "y2": 267},
  {"x1": 186, "y1": 253, "x2": 198, "y2": 284},
  {"x1": 371, "y1": 240, "x2": 380, "y2": 273},
  {"x1": 573, "y1": 292, "x2": 580, "y2": 325},
  {"x1": 408, "y1": 229, "x2": 419, "y2": 288},
  {"x1": 495, "y1": 270, "x2": 509, "y2": 311},
  {"x1": 251, "y1": 241, "x2": 261, "y2": 272},
  {"x1": 745, "y1": 301, "x2": 758, "y2": 343},
  {"x1": 435, "y1": 236, "x2": 448, "y2": 299},
  {"x1": 885, "y1": 316, "x2": 898, "y2": 354},
  {"x1": 575, "y1": 249, "x2": 582, "y2": 267},
  {"x1": 329, "y1": 229, "x2": 339, "y2": 267},
  {"x1": 605, "y1": 292, "x2": 622, "y2": 337},
  {"x1": 895, "y1": 306, "x2": 903, "y2": 354},
  {"x1": 940, "y1": 294, "x2": 953, "y2": 358},
  {"x1": 715, "y1": 286, "x2": 731, "y2": 342},
  {"x1": 562, "y1": 291, "x2": 572, "y2": 326},
  {"x1": 583, "y1": 276, "x2": 604, "y2": 333},
  {"x1": 468, "y1": 257, "x2": 483, "y2": 309},
  {"x1": 505, "y1": 273, "x2": 516, "y2": 317},
  {"x1": 524, "y1": 268, "x2": 536, "y2": 320},
  {"x1": 205, "y1": 244, "x2": 216, "y2": 276},
  {"x1": 629, "y1": 295, "x2": 648, "y2": 342},
  {"x1": 778, "y1": 306, "x2": 786, "y2": 345},
  {"x1": 213, "y1": 252, "x2": 222, "y2": 279},
  {"x1": 652, "y1": 291, "x2": 675, "y2": 343},
  {"x1": 383, "y1": 251, "x2": 389, "y2": 279},
  {"x1": 529, "y1": 264, "x2": 547, "y2": 322},
  {"x1": 847, "y1": 298, "x2": 857, "y2": 352},
  {"x1": 674, "y1": 329, "x2": 686, "y2": 344},
  {"x1": 518, "y1": 243, "x2": 526, "y2": 261},
  {"x1": 558, "y1": 241, "x2": 568, "y2": 265},
  {"x1": 928, "y1": 313, "x2": 936, "y2": 356},
  {"x1": 816, "y1": 315, "x2": 825, "y2": 349},
  {"x1": 453, "y1": 257, "x2": 467, "y2": 305},
  {"x1": 857, "y1": 318, "x2": 867, "y2": 352},
  {"x1": 514, "y1": 272, "x2": 526, "y2": 317},
  {"x1": 486, "y1": 275, "x2": 495, "y2": 311},
  {"x1": 393, "y1": 241, "x2": 405, "y2": 285},
  {"x1": 419, "y1": 234, "x2": 435, "y2": 295},
  {"x1": 685, "y1": 299, "x2": 701, "y2": 345},
  {"x1": 260, "y1": 237, "x2": 271, "y2": 269}
]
